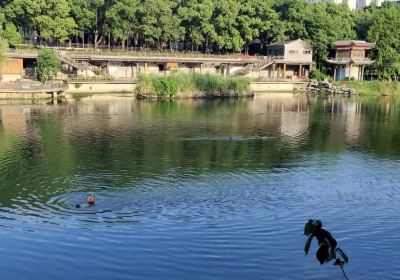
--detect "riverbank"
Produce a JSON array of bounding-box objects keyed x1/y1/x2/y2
[
  {"x1": 0, "y1": 78, "x2": 308, "y2": 99},
  {"x1": 66, "y1": 80, "x2": 307, "y2": 95},
  {"x1": 334, "y1": 80, "x2": 400, "y2": 96}
]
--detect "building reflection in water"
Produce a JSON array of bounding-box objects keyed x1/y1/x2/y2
[{"x1": 0, "y1": 94, "x2": 397, "y2": 154}]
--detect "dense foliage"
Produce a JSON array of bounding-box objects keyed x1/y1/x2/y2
[
  {"x1": 136, "y1": 73, "x2": 250, "y2": 97},
  {"x1": 0, "y1": 0, "x2": 399, "y2": 78},
  {"x1": 36, "y1": 49, "x2": 61, "y2": 82}
]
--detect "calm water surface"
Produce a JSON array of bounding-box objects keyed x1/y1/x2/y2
[{"x1": 0, "y1": 93, "x2": 399, "y2": 279}]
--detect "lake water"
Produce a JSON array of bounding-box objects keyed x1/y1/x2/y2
[{"x1": 0, "y1": 93, "x2": 399, "y2": 280}]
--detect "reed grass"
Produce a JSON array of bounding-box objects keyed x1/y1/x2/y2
[
  {"x1": 334, "y1": 80, "x2": 400, "y2": 96},
  {"x1": 136, "y1": 73, "x2": 251, "y2": 97}
]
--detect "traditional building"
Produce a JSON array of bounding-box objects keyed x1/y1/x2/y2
[
  {"x1": 326, "y1": 40, "x2": 374, "y2": 81},
  {"x1": 262, "y1": 39, "x2": 313, "y2": 79}
]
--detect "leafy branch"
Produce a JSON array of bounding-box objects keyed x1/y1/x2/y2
[{"x1": 304, "y1": 219, "x2": 349, "y2": 280}]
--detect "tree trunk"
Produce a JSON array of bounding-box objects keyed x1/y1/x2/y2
[
  {"x1": 94, "y1": 32, "x2": 98, "y2": 49},
  {"x1": 82, "y1": 31, "x2": 85, "y2": 48}
]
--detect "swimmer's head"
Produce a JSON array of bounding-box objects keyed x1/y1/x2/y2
[{"x1": 87, "y1": 195, "x2": 95, "y2": 205}]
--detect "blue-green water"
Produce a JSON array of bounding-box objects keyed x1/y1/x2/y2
[{"x1": 0, "y1": 94, "x2": 399, "y2": 279}]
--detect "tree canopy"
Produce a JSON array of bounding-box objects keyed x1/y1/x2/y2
[{"x1": 0, "y1": 0, "x2": 399, "y2": 78}]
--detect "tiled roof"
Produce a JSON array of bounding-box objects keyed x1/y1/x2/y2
[
  {"x1": 269, "y1": 39, "x2": 301, "y2": 46},
  {"x1": 333, "y1": 40, "x2": 375, "y2": 49}
]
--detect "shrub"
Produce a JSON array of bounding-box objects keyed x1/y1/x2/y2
[
  {"x1": 36, "y1": 49, "x2": 61, "y2": 82},
  {"x1": 309, "y1": 69, "x2": 329, "y2": 81},
  {"x1": 230, "y1": 77, "x2": 251, "y2": 93},
  {"x1": 153, "y1": 75, "x2": 180, "y2": 97},
  {"x1": 93, "y1": 67, "x2": 102, "y2": 76},
  {"x1": 136, "y1": 74, "x2": 155, "y2": 96}
]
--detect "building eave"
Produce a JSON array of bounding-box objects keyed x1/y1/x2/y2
[{"x1": 326, "y1": 59, "x2": 375, "y2": 65}]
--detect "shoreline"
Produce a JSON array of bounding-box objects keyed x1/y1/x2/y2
[{"x1": 0, "y1": 81, "x2": 308, "y2": 98}]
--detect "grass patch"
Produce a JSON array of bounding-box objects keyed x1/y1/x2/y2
[
  {"x1": 136, "y1": 73, "x2": 251, "y2": 97},
  {"x1": 334, "y1": 80, "x2": 400, "y2": 96}
]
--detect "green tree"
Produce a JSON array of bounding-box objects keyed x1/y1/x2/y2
[
  {"x1": 212, "y1": 0, "x2": 243, "y2": 52},
  {"x1": 104, "y1": 0, "x2": 137, "y2": 48},
  {"x1": 0, "y1": 11, "x2": 21, "y2": 45},
  {"x1": 2, "y1": 0, "x2": 41, "y2": 33},
  {"x1": 365, "y1": 3, "x2": 400, "y2": 80},
  {"x1": 34, "y1": 0, "x2": 77, "y2": 43},
  {"x1": 4, "y1": 0, "x2": 76, "y2": 44},
  {"x1": 275, "y1": 0, "x2": 355, "y2": 68},
  {"x1": 238, "y1": 0, "x2": 280, "y2": 53},
  {"x1": 178, "y1": 0, "x2": 215, "y2": 51},
  {"x1": 68, "y1": 0, "x2": 105, "y2": 47},
  {"x1": 36, "y1": 49, "x2": 60, "y2": 82},
  {"x1": 136, "y1": 0, "x2": 183, "y2": 49},
  {"x1": 158, "y1": 0, "x2": 184, "y2": 49}
]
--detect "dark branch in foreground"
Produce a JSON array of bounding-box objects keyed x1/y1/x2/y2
[{"x1": 304, "y1": 219, "x2": 349, "y2": 280}]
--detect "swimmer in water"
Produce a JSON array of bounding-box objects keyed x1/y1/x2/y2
[{"x1": 76, "y1": 195, "x2": 95, "y2": 208}]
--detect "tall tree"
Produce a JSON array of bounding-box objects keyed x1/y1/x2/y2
[
  {"x1": 68, "y1": 0, "x2": 101, "y2": 47},
  {"x1": 0, "y1": 11, "x2": 21, "y2": 45},
  {"x1": 212, "y1": 0, "x2": 243, "y2": 52},
  {"x1": 137, "y1": 0, "x2": 183, "y2": 49},
  {"x1": 366, "y1": 3, "x2": 400, "y2": 80},
  {"x1": 34, "y1": 0, "x2": 77, "y2": 43},
  {"x1": 4, "y1": 0, "x2": 76, "y2": 44},
  {"x1": 276, "y1": 0, "x2": 355, "y2": 67},
  {"x1": 104, "y1": 0, "x2": 137, "y2": 48},
  {"x1": 178, "y1": 0, "x2": 215, "y2": 51},
  {"x1": 238, "y1": 0, "x2": 280, "y2": 53}
]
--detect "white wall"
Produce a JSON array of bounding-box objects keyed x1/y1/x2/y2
[{"x1": 0, "y1": 74, "x2": 22, "y2": 82}]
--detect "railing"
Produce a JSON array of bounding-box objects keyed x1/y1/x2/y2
[
  {"x1": 67, "y1": 75, "x2": 137, "y2": 82},
  {"x1": 9, "y1": 45, "x2": 261, "y2": 60},
  {"x1": 230, "y1": 56, "x2": 277, "y2": 77},
  {"x1": 327, "y1": 57, "x2": 373, "y2": 62},
  {"x1": 253, "y1": 77, "x2": 309, "y2": 82},
  {"x1": 0, "y1": 81, "x2": 68, "y2": 92}
]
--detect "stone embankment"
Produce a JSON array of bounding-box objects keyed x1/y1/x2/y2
[
  {"x1": 306, "y1": 80, "x2": 357, "y2": 96},
  {"x1": 137, "y1": 90, "x2": 255, "y2": 100}
]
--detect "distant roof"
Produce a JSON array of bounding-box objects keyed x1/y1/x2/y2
[
  {"x1": 333, "y1": 40, "x2": 375, "y2": 49},
  {"x1": 269, "y1": 39, "x2": 301, "y2": 46}
]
